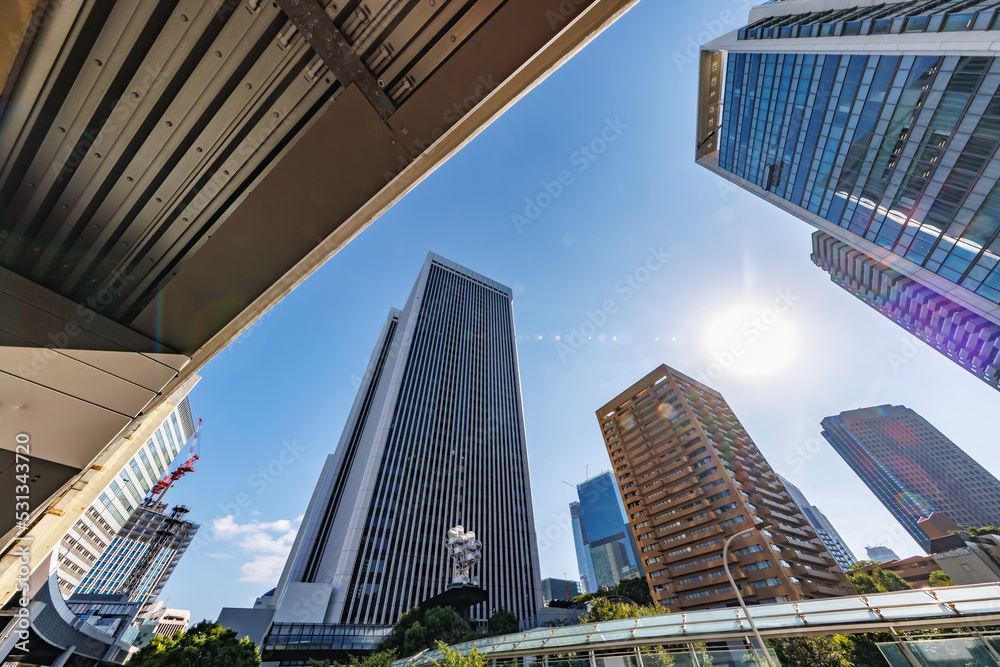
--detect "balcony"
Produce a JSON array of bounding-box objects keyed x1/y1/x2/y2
[{"x1": 796, "y1": 551, "x2": 833, "y2": 567}]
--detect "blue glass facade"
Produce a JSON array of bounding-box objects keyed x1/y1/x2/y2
[
  {"x1": 719, "y1": 51, "x2": 1000, "y2": 304},
  {"x1": 571, "y1": 472, "x2": 643, "y2": 591},
  {"x1": 739, "y1": 1, "x2": 1000, "y2": 41}
]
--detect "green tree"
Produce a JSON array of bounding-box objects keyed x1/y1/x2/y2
[
  {"x1": 608, "y1": 577, "x2": 654, "y2": 605},
  {"x1": 348, "y1": 648, "x2": 399, "y2": 667},
  {"x1": 846, "y1": 560, "x2": 882, "y2": 571},
  {"x1": 968, "y1": 526, "x2": 1000, "y2": 537},
  {"x1": 767, "y1": 635, "x2": 852, "y2": 667},
  {"x1": 871, "y1": 568, "x2": 911, "y2": 592},
  {"x1": 404, "y1": 621, "x2": 430, "y2": 656},
  {"x1": 431, "y1": 641, "x2": 486, "y2": 667},
  {"x1": 380, "y1": 606, "x2": 477, "y2": 656},
  {"x1": 569, "y1": 577, "x2": 654, "y2": 606},
  {"x1": 128, "y1": 621, "x2": 260, "y2": 667},
  {"x1": 487, "y1": 608, "x2": 519, "y2": 636},
  {"x1": 929, "y1": 570, "x2": 956, "y2": 587},
  {"x1": 580, "y1": 597, "x2": 668, "y2": 623},
  {"x1": 846, "y1": 570, "x2": 879, "y2": 594},
  {"x1": 847, "y1": 567, "x2": 911, "y2": 594}
]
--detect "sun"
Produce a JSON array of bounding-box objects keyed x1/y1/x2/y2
[{"x1": 703, "y1": 303, "x2": 798, "y2": 379}]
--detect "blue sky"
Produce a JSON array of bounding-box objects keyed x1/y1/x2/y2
[{"x1": 156, "y1": 0, "x2": 1000, "y2": 622}]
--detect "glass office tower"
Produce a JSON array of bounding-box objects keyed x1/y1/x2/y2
[
  {"x1": 571, "y1": 472, "x2": 644, "y2": 592},
  {"x1": 570, "y1": 501, "x2": 597, "y2": 594},
  {"x1": 696, "y1": 0, "x2": 1000, "y2": 391},
  {"x1": 822, "y1": 404, "x2": 1000, "y2": 552}
]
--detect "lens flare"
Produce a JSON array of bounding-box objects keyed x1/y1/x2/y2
[
  {"x1": 894, "y1": 491, "x2": 934, "y2": 516},
  {"x1": 657, "y1": 402, "x2": 676, "y2": 421}
]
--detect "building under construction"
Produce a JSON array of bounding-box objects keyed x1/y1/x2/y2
[{"x1": 73, "y1": 499, "x2": 199, "y2": 608}]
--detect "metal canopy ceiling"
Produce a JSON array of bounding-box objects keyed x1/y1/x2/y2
[
  {"x1": 0, "y1": 0, "x2": 638, "y2": 599},
  {"x1": 1, "y1": 0, "x2": 515, "y2": 335}
]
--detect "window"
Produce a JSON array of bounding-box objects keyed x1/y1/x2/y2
[
  {"x1": 744, "y1": 560, "x2": 773, "y2": 572},
  {"x1": 684, "y1": 591, "x2": 711, "y2": 600},
  {"x1": 646, "y1": 556, "x2": 662, "y2": 565},
  {"x1": 720, "y1": 516, "x2": 746, "y2": 527},
  {"x1": 750, "y1": 578, "x2": 782, "y2": 590},
  {"x1": 734, "y1": 544, "x2": 763, "y2": 556}
]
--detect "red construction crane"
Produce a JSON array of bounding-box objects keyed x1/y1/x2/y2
[{"x1": 149, "y1": 418, "x2": 202, "y2": 502}]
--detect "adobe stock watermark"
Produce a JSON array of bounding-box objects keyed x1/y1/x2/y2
[
  {"x1": 187, "y1": 439, "x2": 306, "y2": 557},
  {"x1": 52, "y1": 64, "x2": 171, "y2": 183},
  {"x1": 692, "y1": 288, "x2": 798, "y2": 384},
  {"x1": 887, "y1": 333, "x2": 926, "y2": 372},
  {"x1": 383, "y1": 75, "x2": 499, "y2": 183},
  {"x1": 785, "y1": 434, "x2": 827, "y2": 474},
  {"x1": 13, "y1": 270, "x2": 137, "y2": 381},
  {"x1": 671, "y1": 0, "x2": 754, "y2": 71},
  {"x1": 555, "y1": 246, "x2": 671, "y2": 361},
  {"x1": 536, "y1": 511, "x2": 573, "y2": 555},
  {"x1": 511, "y1": 117, "x2": 627, "y2": 234}
]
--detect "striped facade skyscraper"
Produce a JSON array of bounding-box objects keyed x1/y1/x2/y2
[
  {"x1": 697, "y1": 0, "x2": 1000, "y2": 392},
  {"x1": 242, "y1": 253, "x2": 541, "y2": 656}
]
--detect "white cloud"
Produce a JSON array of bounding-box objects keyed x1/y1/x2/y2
[{"x1": 211, "y1": 515, "x2": 303, "y2": 583}]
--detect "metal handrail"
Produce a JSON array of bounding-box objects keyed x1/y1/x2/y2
[{"x1": 392, "y1": 584, "x2": 1000, "y2": 667}]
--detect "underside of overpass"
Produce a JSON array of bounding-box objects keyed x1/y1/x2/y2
[{"x1": 0, "y1": 0, "x2": 638, "y2": 604}]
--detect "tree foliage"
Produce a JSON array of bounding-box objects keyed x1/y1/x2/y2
[
  {"x1": 579, "y1": 597, "x2": 668, "y2": 623},
  {"x1": 570, "y1": 577, "x2": 654, "y2": 606},
  {"x1": 767, "y1": 635, "x2": 853, "y2": 667},
  {"x1": 380, "y1": 606, "x2": 477, "y2": 655},
  {"x1": 967, "y1": 526, "x2": 1000, "y2": 537},
  {"x1": 430, "y1": 641, "x2": 487, "y2": 667},
  {"x1": 347, "y1": 648, "x2": 399, "y2": 667},
  {"x1": 847, "y1": 566, "x2": 911, "y2": 594},
  {"x1": 128, "y1": 621, "x2": 260, "y2": 667},
  {"x1": 379, "y1": 606, "x2": 522, "y2": 658},
  {"x1": 929, "y1": 570, "x2": 956, "y2": 587},
  {"x1": 486, "y1": 608, "x2": 519, "y2": 636},
  {"x1": 846, "y1": 559, "x2": 882, "y2": 571}
]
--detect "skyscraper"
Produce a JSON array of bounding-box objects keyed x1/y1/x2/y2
[
  {"x1": 696, "y1": 1, "x2": 1000, "y2": 391},
  {"x1": 570, "y1": 501, "x2": 597, "y2": 594},
  {"x1": 54, "y1": 396, "x2": 198, "y2": 598},
  {"x1": 570, "y1": 471, "x2": 644, "y2": 592},
  {"x1": 821, "y1": 404, "x2": 1000, "y2": 552},
  {"x1": 812, "y1": 231, "x2": 1000, "y2": 389},
  {"x1": 778, "y1": 475, "x2": 858, "y2": 572},
  {"x1": 221, "y1": 253, "x2": 542, "y2": 659},
  {"x1": 597, "y1": 365, "x2": 851, "y2": 611},
  {"x1": 541, "y1": 578, "x2": 581, "y2": 603},
  {"x1": 867, "y1": 545, "x2": 902, "y2": 563}
]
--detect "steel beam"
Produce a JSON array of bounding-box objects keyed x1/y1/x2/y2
[{"x1": 275, "y1": 0, "x2": 396, "y2": 120}]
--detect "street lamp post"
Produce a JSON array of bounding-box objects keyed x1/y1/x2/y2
[{"x1": 722, "y1": 521, "x2": 776, "y2": 667}]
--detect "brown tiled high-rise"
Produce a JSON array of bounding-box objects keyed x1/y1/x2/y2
[{"x1": 596, "y1": 364, "x2": 852, "y2": 610}]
